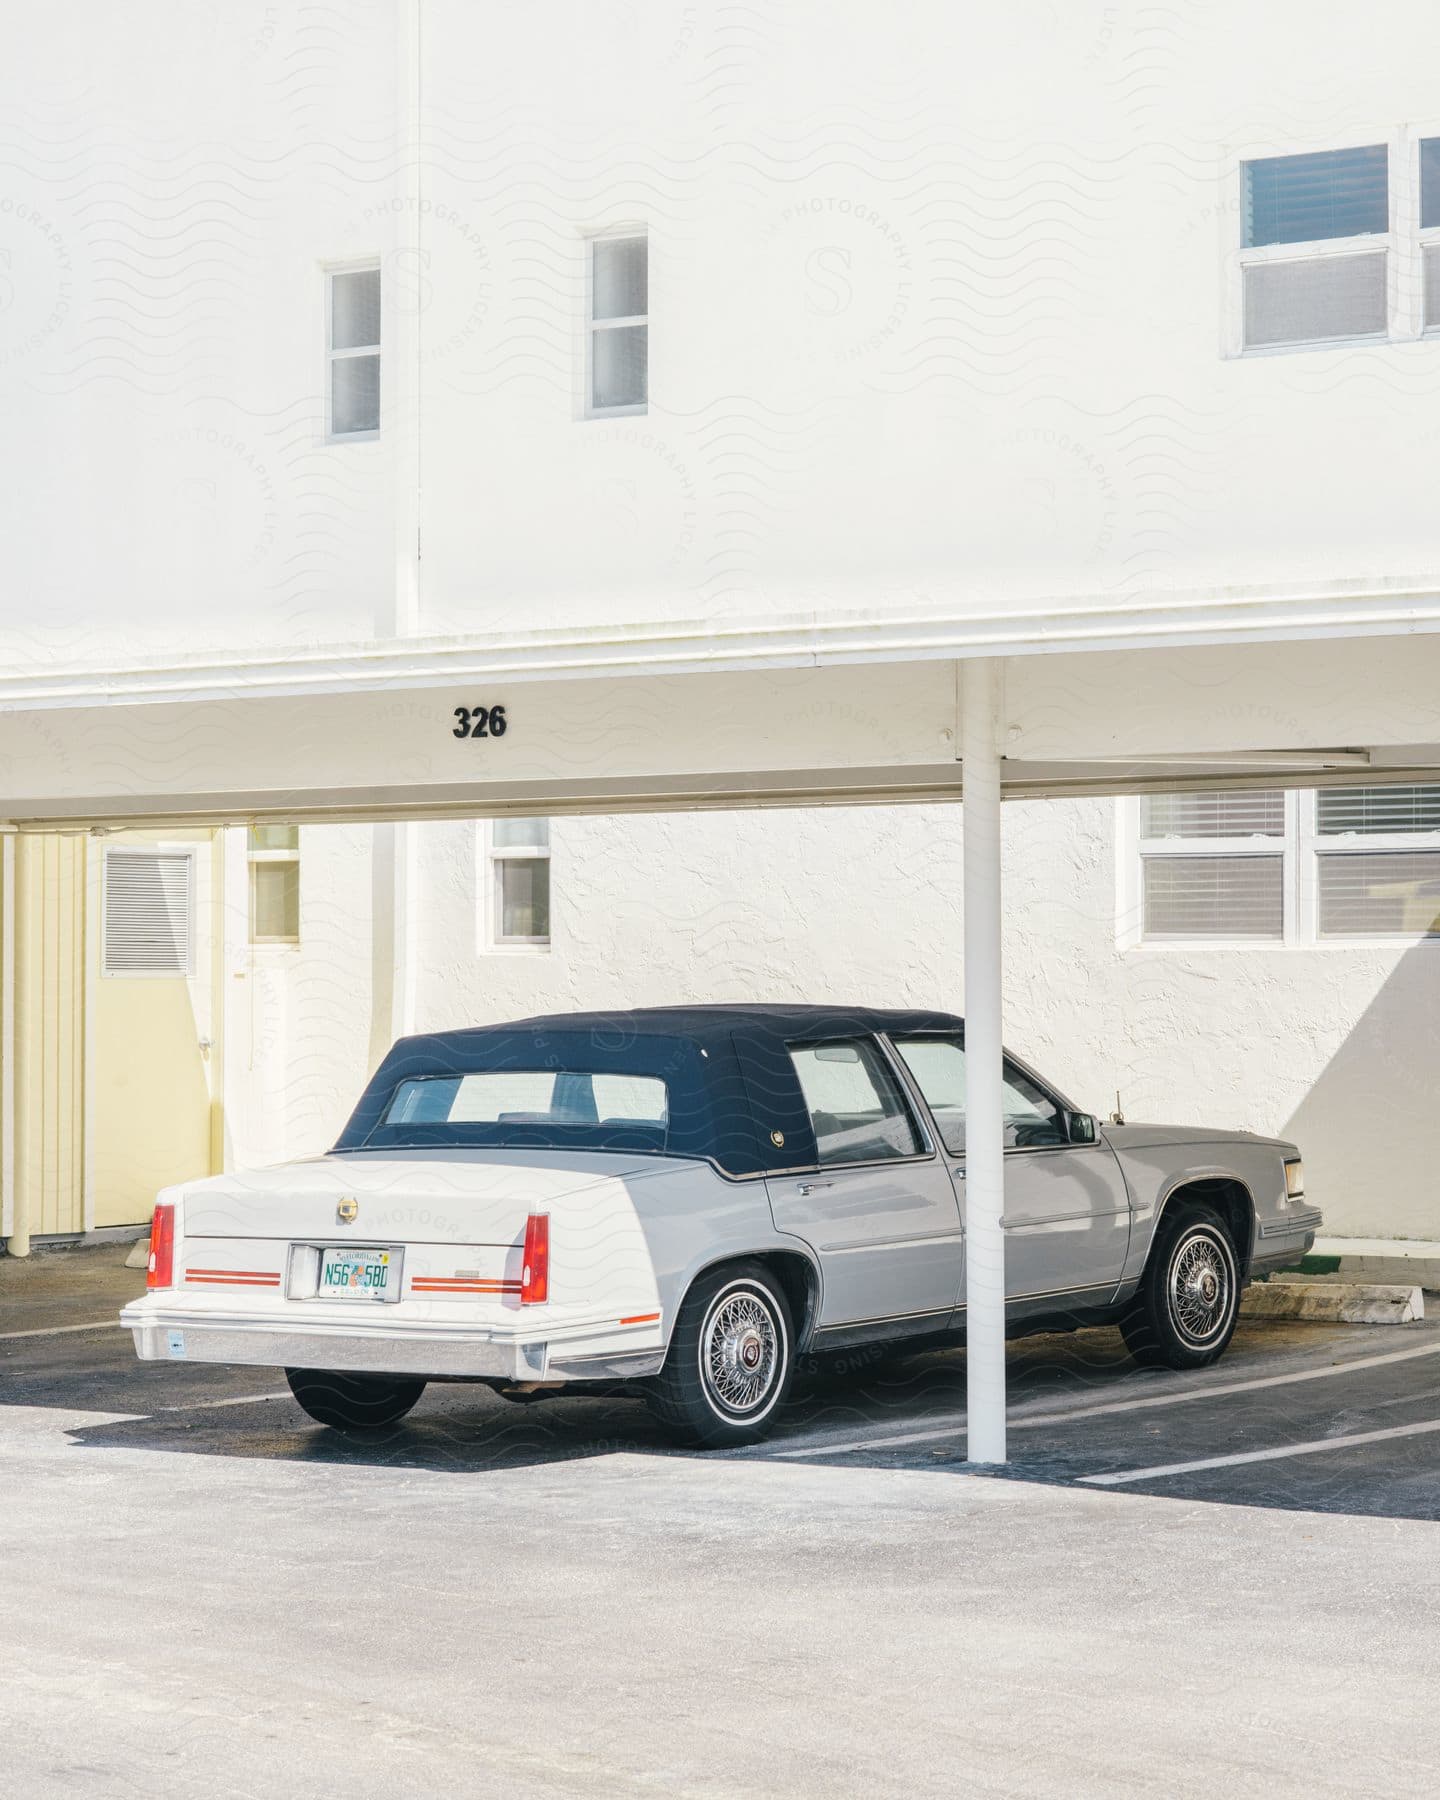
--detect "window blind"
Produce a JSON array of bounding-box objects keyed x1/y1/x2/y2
[
  {"x1": 1316, "y1": 784, "x2": 1440, "y2": 836},
  {"x1": 1141, "y1": 790, "x2": 1285, "y2": 839},
  {"x1": 1243, "y1": 146, "x2": 1388, "y2": 247},
  {"x1": 1142, "y1": 855, "x2": 1284, "y2": 940},
  {"x1": 1317, "y1": 851, "x2": 1440, "y2": 937}
]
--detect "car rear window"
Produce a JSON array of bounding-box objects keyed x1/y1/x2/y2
[{"x1": 379, "y1": 1069, "x2": 670, "y2": 1143}]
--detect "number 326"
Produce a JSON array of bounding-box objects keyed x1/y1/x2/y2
[{"x1": 453, "y1": 704, "x2": 508, "y2": 739}]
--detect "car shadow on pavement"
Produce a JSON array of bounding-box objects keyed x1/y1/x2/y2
[{"x1": 25, "y1": 1298, "x2": 1440, "y2": 1520}]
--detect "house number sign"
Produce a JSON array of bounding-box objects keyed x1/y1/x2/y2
[{"x1": 452, "y1": 704, "x2": 508, "y2": 739}]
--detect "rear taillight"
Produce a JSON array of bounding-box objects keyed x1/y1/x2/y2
[
  {"x1": 146, "y1": 1204, "x2": 175, "y2": 1289},
  {"x1": 521, "y1": 1213, "x2": 549, "y2": 1305}
]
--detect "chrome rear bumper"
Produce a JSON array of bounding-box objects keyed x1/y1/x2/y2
[{"x1": 121, "y1": 1303, "x2": 665, "y2": 1383}]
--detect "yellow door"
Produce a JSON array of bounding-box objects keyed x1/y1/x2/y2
[{"x1": 89, "y1": 831, "x2": 221, "y2": 1227}]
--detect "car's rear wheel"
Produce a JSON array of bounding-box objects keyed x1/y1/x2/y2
[
  {"x1": 1121, "y1": 1200, "x2": 1241, "y2": 1370},
  {"x1": 646, "y1": 1261, "x2": 795, "y2": 1448},
  {"x1": 285, "y1": 1368, "x2": 427, "y2": 1433}
]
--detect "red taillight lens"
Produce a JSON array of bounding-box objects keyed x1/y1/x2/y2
[
  {"x1": 521, "y1": 1213, "x2": 549, "y2": 1305},
  {"x1": 146, "y1": 1203, "x2": 175, "y2": 1289}
]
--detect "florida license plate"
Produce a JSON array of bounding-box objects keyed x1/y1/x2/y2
[{"x1": 318, "y1": 1246, "x2": 399, "y2": 1301}]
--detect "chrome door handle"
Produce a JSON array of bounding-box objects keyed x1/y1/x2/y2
[
  {"x1": 952, "y1": 1167, "x2": 966, "y2": 1180},
  {"x1": 797, "y1": 1180, "x2": 834, "y2": 1196}
]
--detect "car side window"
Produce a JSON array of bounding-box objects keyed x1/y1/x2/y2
[
  {"x1": 788, "y1": 1038, "x2": 922, "y2": 1165},
  {"x1": 893, "y1": 1038, "x2": 1068, "y2": 1155}
]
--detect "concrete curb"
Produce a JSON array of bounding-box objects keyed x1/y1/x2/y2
[{"x1": 1242, "y1": 1278, "x2": 1425, "y2": 1325}]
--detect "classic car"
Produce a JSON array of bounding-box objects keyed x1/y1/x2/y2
[{"x1": 121, "y1": 1005, "x2": 1321, "y2": 1447}]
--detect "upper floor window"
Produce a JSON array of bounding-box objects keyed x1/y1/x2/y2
[
  {"x1": 586, "y1": 233, "x2": 647, "y2": 416},
  {"x1": 1127, "y1": 786, "x2": 1440, "y2": 944},
  {"x1": 249, "y1": 824, "x2": 300, "y2": 944},
  {"x1": 486, "y1": 818, "x2": 551, "y2": 948},
  {"x1": 327, "y1": 264, "x2": 380, "y2": 438},
  {"x1": 1239, "y1": 145, "x2": 1389, "y2": 351},
  {"x1": 1234, "y1": 135, "x2": 1440, "y2": 353}
]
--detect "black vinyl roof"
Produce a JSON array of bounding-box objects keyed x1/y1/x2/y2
[
  {"x1": 333, "y1": 1004, "x2": 966, "y2": 1174},
  {"x1": 437, "y1": 1003, "x2": 966, "y2": 1043}
]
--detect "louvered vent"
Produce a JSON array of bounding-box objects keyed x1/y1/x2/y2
[{"x1": 104, "y1": 852, "x2": 192, "y2": 975}]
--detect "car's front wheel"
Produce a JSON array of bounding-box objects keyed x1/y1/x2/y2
[
  {"x1": 1121, "y1": 1200, "x2": 1241, "y2": 1370},
  {"x1": 646, "y1": 1261, "x2": 795, "y2": 1448},
  {"x1": 285, "y1": 1368, "x2": 426, "y2": 1433}
]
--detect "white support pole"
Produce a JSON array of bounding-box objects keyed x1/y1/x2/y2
[{"x1": 962, "y1": 658, "x2": 1006, "y2": 1464}]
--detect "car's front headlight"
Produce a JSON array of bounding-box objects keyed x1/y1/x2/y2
[{"x1": 1284, "y1": 1158, "x2": 1305, "y2": 1200}]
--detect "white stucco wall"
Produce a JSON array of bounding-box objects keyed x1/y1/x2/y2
[
  {"x1": 9, "y1": 2, "x2": 1440, "y2": 675},
  {"x1": 233, "y1": 805, "x2": 1438, "y2": 1241}
]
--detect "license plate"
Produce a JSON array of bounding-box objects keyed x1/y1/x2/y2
[{"x1": 318, "y1": 1246, "x2": 398, "y2": 1301}]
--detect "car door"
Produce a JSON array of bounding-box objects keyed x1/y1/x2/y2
[
  {"x1": 890, "y1": 1035, "x2": 1132, "y2": 1314},
  {"x1": 764, "y1": 1036, "x2": 965, "y2": 1335}
]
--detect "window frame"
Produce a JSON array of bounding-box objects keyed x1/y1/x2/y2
[
  {"x1": 1224, "y1": 128, "x2": 1419, "y2": 358},
  {"x1": 324, "y1": 258, "x2": 382, "y2": 442},
  {"x1": 583, "y1": 229, "x2": 649, "y2": 420},
  {"x1": 1121, "y1": 787, "x2": 1440, "y2": 948},
  {"x1": 481, "y1": 820, "x2": 552, "y2": 952}
]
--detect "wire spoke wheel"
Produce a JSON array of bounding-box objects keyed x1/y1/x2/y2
[
  {"x1": 1166, "y1": 1228, "x2": 1234, "y2": 1347},
  {"x1": 700, "y1": 1288, "x2": 781, "y2": 1417}
]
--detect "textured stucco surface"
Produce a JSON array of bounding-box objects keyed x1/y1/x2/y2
[{"x1": 228, "y1": 803, "x2": 1440, "y2": 1241}]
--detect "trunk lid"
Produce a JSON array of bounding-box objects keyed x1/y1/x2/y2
[{"x1": 178, "y1": 1148, "x2": 661, "y2": 1246}]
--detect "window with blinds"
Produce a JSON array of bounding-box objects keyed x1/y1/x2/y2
[
  {"x1": 104, "y1": 851, "x2": 193, "y2": 975},
  {"x1": 1143, "y1": 855, "x2": 1285, "y2": 941},
  {"x1": 1132, "y1": 784, "x2": 1440, "y2": 944},
  {"x1": 1139, "y1": 789, "x2": 1285, "y2": 942},
  {"x1": 1313, "y1": 783, "x2": 1440, "y2": 938},
  {"x1": 1239, "y1": 145, "x2": 1389, "y2": 352}
]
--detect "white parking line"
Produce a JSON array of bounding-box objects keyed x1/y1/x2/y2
[
  {"x1": 0, "y1": 1320, "x2": 120, "y2": 1342},
  {"x1": 765, "y1": 1340, "x2": 1440, "y2": 1460},
  {"x1": 156, "y1": 1391, "x2": 289, "y2": 1413},
  {"x1": 1079, "y1": 1417, "x2": 1440, "y2": 1486}
]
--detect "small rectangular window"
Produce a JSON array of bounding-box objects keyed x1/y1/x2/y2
[
  {"x1": 248, "y1": 824, "x2": 300, "y2": 944},
  {"x1": 587, "y1": 234, "x2": 647, "y2": 415},
  {"x1": 488, "y1": 818, "x2": 551, "y2": 947},
  {"x1": 789, "y1": 1039, "x2": 921, "y2": 1165},
  {"x1": 1238, "y1": 145, "x2": 1390, "y2": 352},
  {"x1": 327, "y1": 265, "x2": 380, "y2": 437}
]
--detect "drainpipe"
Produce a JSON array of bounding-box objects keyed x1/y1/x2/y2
[{"x1": 962, "y1": 658, "x2": 1006, "y2": 1463}]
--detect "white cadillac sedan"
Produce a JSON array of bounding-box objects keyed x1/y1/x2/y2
[{"x1": 122, "y1": 1005, "x2": 1320, "y2": 1447}]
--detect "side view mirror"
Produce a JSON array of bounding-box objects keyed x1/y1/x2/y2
[{"x1": 1066, "y1": 1111, "x2": 1099, "y2": 1145}]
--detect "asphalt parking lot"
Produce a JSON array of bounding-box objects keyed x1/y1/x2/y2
[{"x1": 4, "y1": 1246, "x2": 1440, "y2": 1797}]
